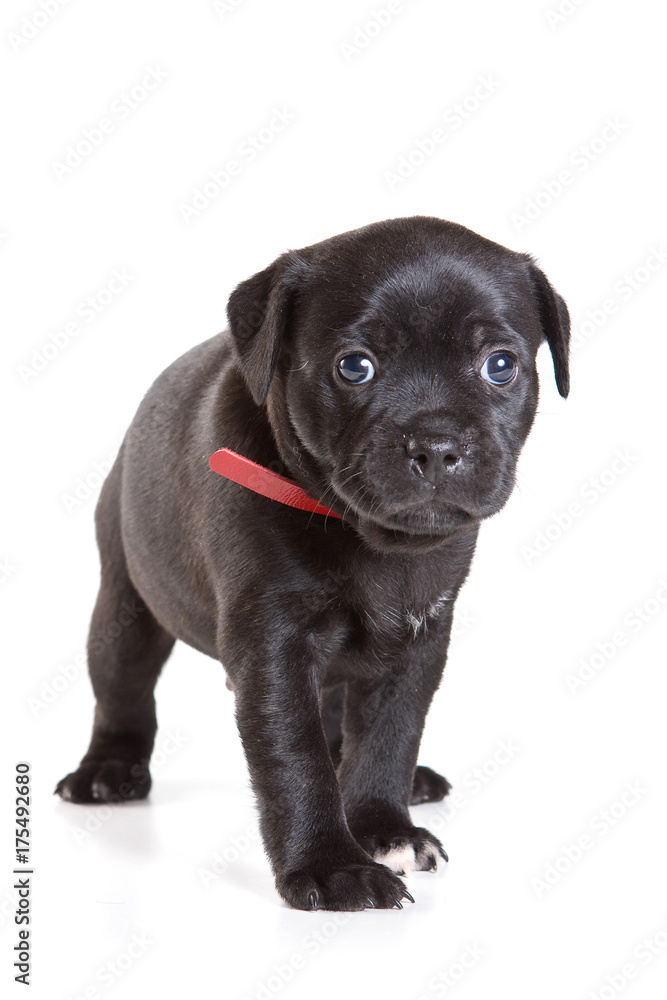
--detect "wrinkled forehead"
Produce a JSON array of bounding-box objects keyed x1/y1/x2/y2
[
  {"x1": 359, "y1": 256, "x2": 518, "y2": 332},
  {"x1": 301, "y1": 248, "x2": 534, "y2": 342}
]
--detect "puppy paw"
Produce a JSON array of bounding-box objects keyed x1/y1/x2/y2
[
  {"x1": 277, "y1": 861, "x2": 413, "y2": 911},
  {"x1": 54, "y1": 759, "x2": 151, "y2": 804},
  {"x1": 410, "y1": 765, "x2": 452, "y2": 805},
  {"x1": 358, "y1": 827, "x2": 448, "y2": 875}
]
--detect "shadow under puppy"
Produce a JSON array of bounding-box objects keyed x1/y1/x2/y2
[{"x1": 56, "y1": 216, "x2": 570, "y2": 911}]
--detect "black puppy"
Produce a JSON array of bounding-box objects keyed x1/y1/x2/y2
[{"x1": 56, "y1": 216, "x2": 569, "y2": 911}]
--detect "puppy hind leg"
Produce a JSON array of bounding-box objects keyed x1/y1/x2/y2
[
  {"x1": 55, "y1": 565, "x2": 175, "y2": 803},
  {"x1": 55, "y1": 465, "x2": 175, "y2": 804}
]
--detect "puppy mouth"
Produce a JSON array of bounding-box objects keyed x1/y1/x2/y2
[
  {"x1": 329, "y1": 479, "x2": 480, "y2": 538},
  {"x1": 327, "y1": 466, "x2": 515, "y2": 546},
  {"x1": 345, "y1": 503, "x2": 477, "y2": 553},
  {"x1": 363, "y1": 499, "x2": 475, "y2": 534}
]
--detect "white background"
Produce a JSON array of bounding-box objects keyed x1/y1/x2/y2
[{"x1": 2, "y1": 1, "x2": 666, "y2": 998}]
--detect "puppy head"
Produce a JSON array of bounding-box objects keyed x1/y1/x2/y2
[{"x1": 227, "y1": 217, "x2": 569, "y2": 552}]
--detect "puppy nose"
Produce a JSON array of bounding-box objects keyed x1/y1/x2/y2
[{"x1": 405, "y1": 435, "x2": 464, "y2": 484}]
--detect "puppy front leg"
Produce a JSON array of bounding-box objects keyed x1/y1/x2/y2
[
  {"x1": 337, "y1": 631, "x2": 452, "y2": 876},
  {"x1": 229, "y1": 632, "x2": 412, "y2": 911}
]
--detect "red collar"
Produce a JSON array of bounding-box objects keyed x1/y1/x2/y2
[{"x1": 209, "y1": 448, "x2": 342, "y2": 520}]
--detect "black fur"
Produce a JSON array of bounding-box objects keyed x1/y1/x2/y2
[{"x1": 55, "y1": 216, "x2": 569, "y2": 911}]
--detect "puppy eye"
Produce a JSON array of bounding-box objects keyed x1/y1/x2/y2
[
  {"x1": 481, "y1": 351, "x2": 518, "y2": 385},
  {"x1": 337, "y1": 354, "x2": 375, "y2": 384}
]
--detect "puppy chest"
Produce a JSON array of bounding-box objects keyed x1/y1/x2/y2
[{"x1": 319, "y1": 585, "x2": 454, "y2": 682}]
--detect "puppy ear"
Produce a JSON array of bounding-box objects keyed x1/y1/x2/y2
[
  {"x1": 527, "y1": 261, "x2": 571, "y2": 398},
  {"x1": 227, "y1": 251, "x2": 307, "y2": 405}
]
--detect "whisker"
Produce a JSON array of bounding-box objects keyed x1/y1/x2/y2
[
  {"x1": 304, "y1": 480, "x2": 337, "y2": 531},
  {"x1": 342, "y1": 485, "x2": 369, "y2": 522},
  {"x1": 339, "y1": 471, "x2": 363, "y2": 490}
]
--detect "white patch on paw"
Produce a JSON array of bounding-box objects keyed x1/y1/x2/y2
[{"x1": 373, "y1": 842, "x2": 417, "y2": 875}]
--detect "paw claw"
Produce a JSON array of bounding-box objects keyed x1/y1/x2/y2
[
  {"x1": 402, "y1": 889, "x2": 415, "y2": 904},
  {"x1": 279, "y1": 860, "x2": 407, "y2": 911}
]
